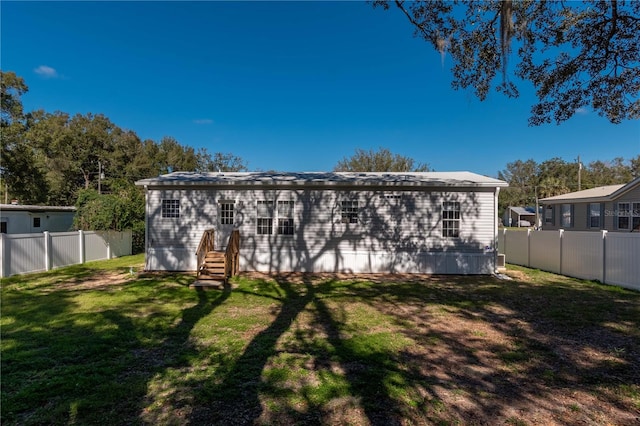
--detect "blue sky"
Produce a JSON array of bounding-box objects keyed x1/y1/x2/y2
[{"x1": 2, "y1": 1, "x2": 638, "y2": 177}]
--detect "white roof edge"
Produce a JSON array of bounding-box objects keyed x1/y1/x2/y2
[
  {"x1": 135, "y1": 171, "x2": 508, "y2": 188},
  {"x1": 0, "y1": 204, "x2": 76, "y2": 212},
  {"x1": 540, "y1": 179, "x2": 639, "y2": 203}
]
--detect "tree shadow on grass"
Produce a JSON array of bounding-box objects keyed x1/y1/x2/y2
[
  {"x1": 187, "y1": 275, "x2": 437, "y2": 425},
  {"x1": 1, "y1": 270, "x2": 231, "y2": 426}
]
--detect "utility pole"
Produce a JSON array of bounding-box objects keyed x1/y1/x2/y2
[{"x1": 577, "y1": 155, "x2": 582, "y2": 191}]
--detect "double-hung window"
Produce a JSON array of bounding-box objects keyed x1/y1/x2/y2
[
  {"x1": 161, "y1": 199, "x2": 180, "y2": 218},
  {"x1": 544, "y1": 205, "x2": 554, "y2": 225},
  {"x1": 588, "y1": 203, "x2": 601, "y2": 228},
  {"x1": 617, "y1": 202, "x2": 640, "y2": 230},
  {"x1": 341, "y1": 200, "x2": 358, "y2": 224},
  {"x1": 256, "y1": 201, "x2": 274, "y2": 235},
  {"x1": 277, "y1": 201, "x2": 294, "y2": 235},
  {"x1": 256, "y1": 200, "x2": 295, "y2": 235},
  {"x1": 561, "y1": 204, "x2": 573, "y2": 228},
  {"x1": 617, "y1": 202, "x2": 630, "y2": 229},
  {"x1": 442, "y1": 201, "x2": 460, "y2": 238}
]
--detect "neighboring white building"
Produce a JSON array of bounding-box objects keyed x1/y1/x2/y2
[
  {"x1": 135, "y1": 171, "x2": 508, "y2": 275},
  {"x1": 0, "y1": 204, "x2": 76, "y2": 234}
]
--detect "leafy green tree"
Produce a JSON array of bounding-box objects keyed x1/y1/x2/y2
[
  {"x1": 497, "y1": 159, "x2": 539, "y2": 215},
  {"x1": 630, "y1": 155, "x2": 640, "y2": 179},
  {"x1": 374, "y1": 1, "x2": 640, "y2": 125},
  {"x1": 74, "y1": 180, "x2": 145, "y2": 253},
  {"x1": 196, "y1": 149, "x2": 248, "y2": 172},
  {"x1": 334, "y1": 147, "x2": 429, "y2": 172},
  {"x1": 1, "y1": 71, "x2": 49, "y2": 203},
  {"x1": 584, "y1": 157, "x2": 634, "y2": 186}
]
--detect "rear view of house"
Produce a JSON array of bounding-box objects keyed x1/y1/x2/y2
[{"x1": 135, "y1": 171, "x2": 507, "y2": 275}]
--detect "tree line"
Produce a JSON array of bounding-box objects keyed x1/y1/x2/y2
[
  {"x1": 1, "y1": 71, "x2": 247, "y2": 206},
  {"x1": 497, "y1": 156, "x2": 640, "y2": 215},
  {"x1": 2, "y1": 70, "x2": 638, "y2": 250}
]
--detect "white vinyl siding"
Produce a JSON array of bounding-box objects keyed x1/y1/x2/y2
[{"x1": 145, "y1": 187, "x2": 497, "y2": 273}]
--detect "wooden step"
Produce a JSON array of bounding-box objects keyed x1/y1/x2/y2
[
  {"x1": 198, "y1": 249, "x2": 228, "y2": 281},
  {"x1": 197, "y1": 273, "x2": 226, "y2": 281}
]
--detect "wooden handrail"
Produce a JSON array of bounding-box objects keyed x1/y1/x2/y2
[
  {"x1": 225, "y1": 230, "x2": 240, "y2": 279},
  {"x1": 196, "y1": 229, "x2": 216, "y2": 273}
]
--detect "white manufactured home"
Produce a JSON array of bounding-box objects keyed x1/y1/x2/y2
[
  {"x1": 135, "y1": 171, "x2": 508, "y2": 275},
  {"x1": 0, "y1": 204, "x2": 76, "y2": 234}
]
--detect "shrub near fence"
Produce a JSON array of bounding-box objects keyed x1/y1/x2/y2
[
  {"x1": 0, "y1": 230, "x2": 132, "y2": 278},
  {"x1": 498, "y1": 229, "x2": 640, "y2": 291}
]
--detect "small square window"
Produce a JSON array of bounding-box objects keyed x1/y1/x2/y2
[
  {"x1": 257, "y1": 218, "x2": 273, "y2": 235},
  {"x1": 161, "y1": 199, "x2": 180, "y2": 218},
  {"x1": 341, "y1": 200, "x2": 358, "y2": 224},
  {"x1": 33, "y1": 217, "x2": 41, "y2": 228}
]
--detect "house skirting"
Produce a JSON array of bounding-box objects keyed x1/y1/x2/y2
[{"x1": 146, "y1": 247, "x2": 494, "y2": 275}]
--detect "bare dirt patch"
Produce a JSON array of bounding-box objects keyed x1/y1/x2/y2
[
  {"x1": 52, "y1": 270, "x2": 138, "y2": 292},
  {"x1": 235, "y1": 271, "x2": 640, "y2": 425}
]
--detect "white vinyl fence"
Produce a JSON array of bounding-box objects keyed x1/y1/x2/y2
[
  {"x1": 0, "y1": 230, "x2": 132, "y2": 278},
  {"x1": 498, "y1": 229, "x2": 640, "y2": 291}
]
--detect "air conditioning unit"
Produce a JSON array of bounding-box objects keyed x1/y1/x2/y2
[{"x1": 497, "y1": 254, "x2": 506, "y2": 271}]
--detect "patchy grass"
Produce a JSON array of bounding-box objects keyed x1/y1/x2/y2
[{"x1": 2, "y1": 259, "x2": 639, "y2": 425}]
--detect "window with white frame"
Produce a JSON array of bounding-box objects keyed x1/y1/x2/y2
[
  {"x1": 341, "y1": 200, "x2": 358, "y2": 224},
  {"x1": 561, "y1": 204, "x2": 572, "y2": 228},
  {"x1": 633, "y1": 202, "x2": 640, "y2": 231},
  {"x1": 277, "y1": 200, "x2": 294, "y2": 235},
  {"x1": 617, "y1": 202, "x2": 630, "y2": 229},
  {"x1": 219, "y1": 202, "x2": 234, "y2": 225},
  {"x1": 256, "y1": 200, "x2": 274, "y2": 235},
  {"x1": 544, "y1": 205, "x2": 554, "y2": 224},
  {"x1": 589, "y1": 203, "x2": 601, "y2": 228},
  {"x1": 442, "y1": 201, "x2": 460, "y2": 238},
  {"x1": 161, "y1": 199, "x2": 180, "y2": 218}
]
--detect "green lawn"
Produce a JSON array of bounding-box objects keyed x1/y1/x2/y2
[{"x1": 2, "y1": 257, "x2": 639, "y2": 425}]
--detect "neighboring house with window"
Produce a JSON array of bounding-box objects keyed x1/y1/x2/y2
[
  {"x1": 539, "y1": 177, "x2": 640, "y2": 232},
  {"x1": 0, "y1": 204, "x2": 76, "y2": 234},
  {"x1": 135, "y1": 171, "x2": 507, "y2": 274}
]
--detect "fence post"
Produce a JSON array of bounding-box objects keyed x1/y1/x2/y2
[
  {"x1": 558, "y1": 229, "x2": 564, "y2": 275},
  {"x1": 44, "y1": 231, "x2": 51, "y2": 271},
  {"x1": 527, "y1": 228, "x2": 531, "y2": 267},
  {"x1": 106, "y1": 233, "x2": 112, "y2": 259},
  {"x1": 78, "y1": 230, "x2": 85, "y2": 264},
  {"x1": 503, "y1": 228, "x2": 507, "y2": 256},
  {"x1": 0, "y1": 233, "x2": 5, "y2": 278},
  {"x1": 602, "y1": 230, "x2": 607, "y2": 284}
]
